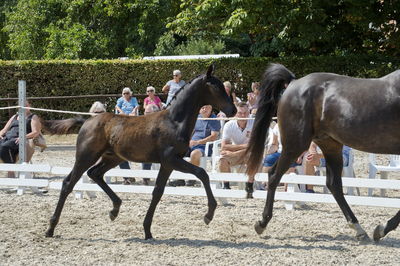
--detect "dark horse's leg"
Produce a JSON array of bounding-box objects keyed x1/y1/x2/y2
[
  {"x1": 373, "y1": 211, "x2": 400, "y2": 242},
  {"x1": 45, "y1": 150, "x2": 99, "y2": 237},
  {"x1": 87, "y1": 155, "x2": 124, "y2": 221},
  {"x1": 319, "y1": 141, "x2": 369, "y2": 241},
  {"x1": 168, "y1": 156, "x2": 217, "y2": 224},
  {"x1": 143, "y1": 164, "x2": 173, "y2": 240},
  {"x1": 255, "y1": 149, "x2": 304, "y2": 235}
]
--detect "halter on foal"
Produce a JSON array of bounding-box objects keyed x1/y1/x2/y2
[
  {"x1": 45, "y1": 65, "x2": 236, "y2": 240},
  {"x1": 245, "y1": 63, "x2": 400, "y2": 242}
]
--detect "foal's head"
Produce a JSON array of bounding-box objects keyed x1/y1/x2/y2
[{"x1": 202, "y1": 64, "x2": 237, "y2": 117}]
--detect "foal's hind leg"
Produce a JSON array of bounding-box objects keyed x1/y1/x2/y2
[
  {"x1": 320, "y1": 142, "x2": 369, "y2": 242},
  {"x1": 373, "y1": 211, "x2": 400, "y2": 242},
  {"x1": 143, "y1": 164, "x2": 172, "y2": 240},
  {"x1": 87, "y1": 156, "x2": 124, "y2": 221},
  {"x1": 255, "y1": 149, "x2": 303, "y2": 235},
  {"x1": 167, "y1": 156, "x2": 217, "y2": 224},
  {"x1": 46, "y1": 160, "x2": 95, "y2": 237}
]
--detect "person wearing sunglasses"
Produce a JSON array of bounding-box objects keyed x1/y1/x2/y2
[
  {"x1": 162, "y1": 69, "x2": 186, "y2": 105},
  {"x1": 143, "y1": 86, "x2": 163, "y2": 111},
  {"x1": 115, "y1": 87, "x2": 139, "y2": 116}
]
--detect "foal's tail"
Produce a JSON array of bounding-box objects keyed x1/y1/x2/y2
[
  {"x1": 245, "y1": 64, "x2": 296, "y2": 177},
  {"x1": 42, "y1": 117, "x2": 86, "y2": 135}
]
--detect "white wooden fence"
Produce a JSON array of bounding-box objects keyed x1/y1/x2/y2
[{"x1": 1, "y1": 163, "x2": 399, "y2": 210}]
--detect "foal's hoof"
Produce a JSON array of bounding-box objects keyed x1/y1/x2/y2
[
  {"x1": 109, "y1": 209, "x2": 119, "y2": 221},
  {"x1": 45, "y1": 230, "x2": 54, "y2": 238},
  {"x1": 356, "y1": 232, "x2": 371, "y2": 243},
  {"x1": 145, "y1": 234, "x2": 153, "y2": 240},
  {"x1": 204, "y1": 215, "x2": 212, "y2": 225},
  {"x1": 373, "y1": 225, "x2": 385, "y2": 242},
  {"x1": 254, "y1": 221, "x2": 265, "y2": 235}
]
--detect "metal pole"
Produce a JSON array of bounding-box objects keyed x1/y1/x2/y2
[{"x1": 18, "y1": 80, "x2": 26, "y2": 163}]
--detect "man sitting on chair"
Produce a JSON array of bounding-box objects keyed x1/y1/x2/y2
[
  {"x1": 304, "y1": 142, "x2": 351, "y2": 193},
  {"x1": 218, "y1": 102, "x2": 255, "y2": 198},
  {"x1": 169, "y1": 105, "x2": 221, "y2": 186}
]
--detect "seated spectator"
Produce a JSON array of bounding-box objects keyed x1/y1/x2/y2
[
  {"x1": 141, "y1": 104, "x2": 161, "y2": 185},
  {"x1": 247, "y1": 82, "x2": 260, "y2": 115},
  {"x1": 144, "y1": 86, "x2": 163, "y2": 111},
  {"x1": 304, "y1": 142, "x2": 351, "y2": 193},
  {"x1": 89, "y1": 101, "x2": 106, "y2": 114},
  {"x1": 115, "y1": 87, "x2": 139, "y2": 184},
  {"x1": 218, "y1": 102, "x2": 255, "y2": 198},
  {"x1": 162, "y1": 70, "x2": 186, "y2": 106},
  {"x1": 262, "y1": 123, "x2": 301, "y2": 190},
  {"x1": 169, "y1": 105, "x2": 221, "y2": 187},
  {"x1": 115, "y1": 87, "x2": 139, "y2": 116},
  {"x1": 0, "y1": 102, "x2": 42, "y2": 178}
]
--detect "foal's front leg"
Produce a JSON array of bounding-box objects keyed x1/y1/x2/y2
[
  {"x1": 143, "y1": 165, "x2": 172, "y2": 240},
  {"x1": 169, "y1": 156, "x2": 217, "y2": 225}
]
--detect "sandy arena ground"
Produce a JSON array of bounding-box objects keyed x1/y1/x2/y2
[{"x1": 0, "y1": 135, "x2": 399, "y2": 265}]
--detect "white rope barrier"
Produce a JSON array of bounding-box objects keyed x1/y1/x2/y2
[{"x1": 1, "y1": 105, "x2": 279, "y2": 120}]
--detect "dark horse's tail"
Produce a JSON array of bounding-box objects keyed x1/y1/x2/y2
[
  {"x1": 42, "y1": 117, "x2": 86, "y2": 135},
  {"x1": 245, "y1": 64, "x2": 296, "y2": 177}
]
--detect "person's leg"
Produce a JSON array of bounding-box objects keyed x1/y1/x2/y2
[
  {"x1": 142, "y1": 163, "x2": 152, "y2": 185},
  {"x1": 304, "y1": 153, "x2": 324, "y2": 191},
  {"x1": 219, "y1": 157, "x2": 232, "y2": 189},
  {"x1": 186, "y1": 148, "x2": 204, "y2": 186},
  {"x1": 261, "y1": 153, "x2": 280, "y2": 190},
  {"x1": 119, "y1": 161, "x2": 134, "y2": 184}
]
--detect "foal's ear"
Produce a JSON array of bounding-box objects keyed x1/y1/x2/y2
[{"x1": 206, "y1": 63, "x2": 215, "y2": 78}]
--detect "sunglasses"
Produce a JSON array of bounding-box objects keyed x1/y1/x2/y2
[
  {"x1": 123, "y1": 92, "x2": 130, "y2": 95},
  {"x1": 147, "y1": 90, "x2": 155, "y2": 93}
]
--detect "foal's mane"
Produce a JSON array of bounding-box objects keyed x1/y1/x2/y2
[{"x1": 166, "y1": 74, "x2": 205, "y2": 108}]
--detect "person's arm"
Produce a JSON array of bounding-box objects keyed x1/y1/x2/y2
[
  {"x1": 266, "y1": 134, "x2": 279, "y2": 154},
  {"x1": 115, "y1": 98, "x2": 124, "y2": 114},
  {"x1": 26, "y1": 115, "x2": 41, "y2": 139},
  {"x1": 221, "y1": 139, "x2": 247, "y2": 152},
  {"x1": 190, "y1": 131, "x2": 219, "y2": 147},
  {"x1": 162, "y1": 82, "x2": 170, "y2": 93},
  {"x1": 306, "y1": 142, "x2": 321, "y2": 161},
  {"x1": 0, "y1": 115, "x2": 16, "y2": 139},
  {"x1": 143, "y1": 98, "x2": 148, "y2": 109}
]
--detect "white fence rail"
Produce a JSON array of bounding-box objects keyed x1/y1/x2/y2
[{"x1": 1, "y1": 163, "x2": 399, "y2": 209}]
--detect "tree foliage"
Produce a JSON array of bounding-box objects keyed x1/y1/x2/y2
[{"x1": 0, "y1": 0, "x2": 399, "y2": 59}]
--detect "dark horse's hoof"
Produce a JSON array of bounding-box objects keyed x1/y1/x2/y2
[
  {"x1": 109, "y1": 210, "x2": 119, "y2": 221},
  {"x1": 204, "y1": 215, "x2": 212, "y2": 225},
  {"x1": 45, "y1": 230, "x2": 54, "y2": 238},
  {"x1": 145, "y1": 234, "x2": 153, "y2": 240},
  {"x1": 254, "y1": 221, "x2": 265, "y2": 235},
  {"x1": 373, "y1": 225, "x2": 385, "y2": 242}
]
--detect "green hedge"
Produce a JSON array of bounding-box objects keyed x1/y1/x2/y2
[{"x1": 0, "y1": 55, "x2": 399, "y2": 121}]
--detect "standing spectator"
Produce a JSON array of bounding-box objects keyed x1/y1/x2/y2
[
  {"x1": 247, "y1": 82, "x2": 260, "y2": 115},
  {"x1": 169, "y1": 105, "x2": 221, "y2": 187},
  {"x1": 143, "y1": 86, "x2": 163, "y2": 110},
  {"x1": 218, "y1": 102, "x2": 255, "y2": 198},
  {"x1": 0, "y1": 102, "x2": 42, "y2": 178},
  {"x1": 162, "y1": 69, "x2": 186, "y2": 105},
  {"x1": 141, "y1": 104, "x2": 161, "y2": 185},
  {"x1": 115, "y1": 87, "x2": 139, "y2": 116},
  {"x1": 223, "y1": 81, "x2": 241, "y2": 105},
  {"x1": 115, "y1": 87, "x2": 139, "y2": 184}
]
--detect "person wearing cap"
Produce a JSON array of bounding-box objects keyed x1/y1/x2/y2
[
  {"x1": 115, "y1": 87, "x2": 139, "y2": 116},
  {"x1": 143, "y1": 86, "x2": 163, "y2": 111},
  {"x1": 162, "y1": 69, "x2": 186, "y2": 105}
]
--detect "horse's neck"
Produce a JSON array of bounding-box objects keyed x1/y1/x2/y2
[{"x1": 169, "y1": 80, "x2": 203, "y2": 141}]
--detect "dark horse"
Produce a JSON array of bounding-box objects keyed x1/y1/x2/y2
[
  {"x1": 245, "y1": 63, "x2": 400, "y2": 242},
  {"x1": 44, "y1": 65, "x2": 236, "y2": 240}
]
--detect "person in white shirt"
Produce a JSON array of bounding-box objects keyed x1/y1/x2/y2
[{"x1": 219, "y1": 102, "x2": 255, "y2": 198}]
